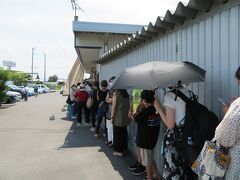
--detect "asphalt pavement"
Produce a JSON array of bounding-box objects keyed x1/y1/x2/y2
[{"x1": 0, "y1": 92, "x2": 144, "y2": 180}]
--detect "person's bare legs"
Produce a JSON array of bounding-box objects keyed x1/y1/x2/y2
[
  {"x1": 146, "y1": 164, "x2": 153, "y2": 180},
  {"x1": 137, "y1": 147, "x2": 141, "y2": 163},
  {"x1": 152, "y1": 160, "x2": 161, "y2": 180}
]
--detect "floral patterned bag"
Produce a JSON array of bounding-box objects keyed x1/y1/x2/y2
[{"x1": 191, "y1": 139, "x2": 230, "y2": 180}]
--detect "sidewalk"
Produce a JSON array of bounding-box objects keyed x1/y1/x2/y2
[
  {"x1": 58, "y1": 120, "x2": 145, "y2": 180},
  {"x1": 0, "y1": 93, "x2": 145, "y2": 180}
]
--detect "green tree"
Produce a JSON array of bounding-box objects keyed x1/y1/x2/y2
[
  {"x1": 0, "y1": 68, "x2": 10, "y2": 104},
  {"x1": 48, "y1": 75, "x2": 58, "y2": 82},
  {"x1": 9, "y1": 71, "x2": 29, "y2": 86},
  {"x1": 25, "y1": 74, "x2": 31, "y2": 81}
]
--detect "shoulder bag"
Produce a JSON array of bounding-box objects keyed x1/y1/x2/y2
[{"x1": 191, "y1": 138, "x2": 230, "y2": 180}]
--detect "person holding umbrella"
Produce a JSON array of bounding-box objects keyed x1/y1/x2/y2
[
  {"x1": 110, "y1": 61, "x2": 206, "y2": 179},
  {"x1": 154, "y1": 83, "x2": 192, "y2": 179}
]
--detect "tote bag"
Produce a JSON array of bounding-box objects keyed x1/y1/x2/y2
[
  {"x1": 86, "y1": 96, "x2": 93, "y2": 109},
  {"x1": 191, "y1": 139, "x2": 230, "y2": 180}
]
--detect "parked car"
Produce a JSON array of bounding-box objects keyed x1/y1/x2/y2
[
  {"x1": 38, "y1": 85, "x2": 50, "y2": 93},
  {"x1": 27, "y1": 84, "x2": 38, "y2": 94},
  {"x1": 25, "y1": 87, "x2": 35, "y2": 96},
  {"x1": 5, "y1": 91, "x2": 21, "y2": 103},
  {"x1": 37, "y1": 87, "x2": 44, "y2": 94},
  {"x1": 18, "y1": 86, "x2": 34, "y2": 97},
  {"x1": 37, "y1": 85, "x2": 44, "y2": 94},
  {"x1": 7, "y1": 85, "x2": 26, "y2": 98}
]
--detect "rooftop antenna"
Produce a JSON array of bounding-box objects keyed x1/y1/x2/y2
[{"x1": 71, "y1": 0, "x2": 84, "y2": 21}]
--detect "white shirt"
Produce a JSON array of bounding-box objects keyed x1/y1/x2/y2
[
  {"x1": 163, "y1": 88, "x2": 190, "y2": 126},
  {"x1": 70, "y1": 89, "x2": 76, "y2": 101},
  {"x1": 85, "y1": 85, "x2": 91, "y2": 95}
]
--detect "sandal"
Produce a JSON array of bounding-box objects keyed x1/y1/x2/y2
[{"x1": 113, "y1": 152, "x2": 123, "y2": 157}]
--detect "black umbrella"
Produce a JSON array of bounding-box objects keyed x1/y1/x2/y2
[{"x1": 111, "y1": 61, "x2": 206, "y2": 90}]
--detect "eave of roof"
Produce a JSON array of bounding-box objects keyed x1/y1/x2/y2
[
  {"x1": 73, "y1": 21, "x2": 143, "y2": 34},
  {"x1": 95, "y1": 0, "x2": 229, "y2": 64}
]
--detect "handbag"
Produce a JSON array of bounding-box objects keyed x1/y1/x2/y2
[
  {"x1": 66, "y1": 95, "x2": 74, "y2": 105},
  {"x1": 86, "y1": 96, "x2": 94, "y2": 109},
  {"x1": 191, "y1": 138, "x2": 230, "y2": 180}
]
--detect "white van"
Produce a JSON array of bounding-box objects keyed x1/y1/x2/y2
[{"x1": 37, "y1": 85, "x2": 50, "y2": 93}]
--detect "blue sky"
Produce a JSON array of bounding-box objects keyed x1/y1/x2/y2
[{"x1": 0, "y1": 0, "x2": 180, "y2": 80}]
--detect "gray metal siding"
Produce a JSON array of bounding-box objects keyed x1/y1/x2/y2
[
  {"x1": 107, "y1": 34, "x2": 129, "y2": 49},
  {"x1": 99, "y1": 3, "x2": 240, "y2": 172},
  {"x1": 75, "y1": 33, "x2": 129, "y2": 50},
  {"x1": 76, "y1": 33, "x2": 103, "y2": 47}
]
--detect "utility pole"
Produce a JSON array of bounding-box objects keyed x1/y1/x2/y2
[
  {"x1": 31, "y1": 47, "x2": 34, "y2": 84},
  {"x1": 44, "y1": 53, "x2": 46, "y2": 83}
]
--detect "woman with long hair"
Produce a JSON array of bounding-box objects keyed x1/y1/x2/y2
[{"x1": 154, "y1": 84, "x2": 194, "y2": 179}]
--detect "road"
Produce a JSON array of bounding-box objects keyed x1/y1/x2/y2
[{"x1": 0, "y1": 92, "x2": 142, "y2": 180}]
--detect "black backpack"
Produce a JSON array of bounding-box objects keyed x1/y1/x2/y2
[{"x1": 171, "y1": 90, "x2": 219, "y2": 164}]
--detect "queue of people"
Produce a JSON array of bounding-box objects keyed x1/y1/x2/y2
[{"x1": 66, "y1": 67, "x2": 240, "y2": 180}]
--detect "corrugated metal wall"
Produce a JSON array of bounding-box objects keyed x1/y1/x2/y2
[
  {"x1": 76, "y1": 33, "x2": 129, "y2": 50},
  {"x1": 99, "y1": 2, "x2": 240, "y2": 173}
]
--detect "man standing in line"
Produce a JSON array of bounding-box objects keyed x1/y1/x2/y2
[{"x1": 75, "y1": 83, "x2": 90, "y2": 125}]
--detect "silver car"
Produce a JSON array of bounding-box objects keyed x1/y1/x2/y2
[{"x1": 6, "y1": 91, "x2": 21, "y2": 102}]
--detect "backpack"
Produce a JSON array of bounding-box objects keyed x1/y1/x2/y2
[
  {"x1": 171, "y1": 90, "x2": 219, "y2": 164},
  {"x1": 76, "y1": 90, "x2": 89, "y2": 102}
]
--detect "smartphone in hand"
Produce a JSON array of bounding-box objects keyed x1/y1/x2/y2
[{"x1": 217, "y1": 97, "x2": 227, "y2": 106}]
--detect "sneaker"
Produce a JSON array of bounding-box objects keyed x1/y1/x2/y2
[
  {"x1": 105, "y1": 141, "x2": 110, "y2": 145},
  {"x1": 77, "y1": 123, "x2": 82, "y2": 126},
  {"x1": 102, "y1": 133, "x2": 106, "y2": 137},
  {"x1": 90, "y1": 127, "x2": 95, "y2": 132},
  {"x1": 128, "y1": 162, "x2": 141, "y2": 171},
  {"x1": 113, "y1": 152, "x2": 123, "y2": 157},
  {"x1": 94, "y1": 134, "x2": 99, "y2": 138},
  {"x1": 132, "y1": 165, "x2": 146, "y2": 176},
  {"x1": 71, "y1": 116, "x2": 77, "y2": 119}
]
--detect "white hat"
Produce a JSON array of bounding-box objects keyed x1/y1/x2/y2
[{"x1": 79, "y1": 84, "x2": 85, "y2": 88}]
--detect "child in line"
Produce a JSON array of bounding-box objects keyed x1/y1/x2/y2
[{"x1": 133, "y1": 90, "x2": 161, "y2": 180}]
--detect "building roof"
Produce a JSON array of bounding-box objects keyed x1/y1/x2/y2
[
  {"x1": 73, "y1": 21, "x2": 143, "y2": 73},
  {"x1": 73, "y1": 21, "x2": 144, "y2": 34},
  {"x1": 96, "y1": 0, "x2": 229, "y2": 64}
]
